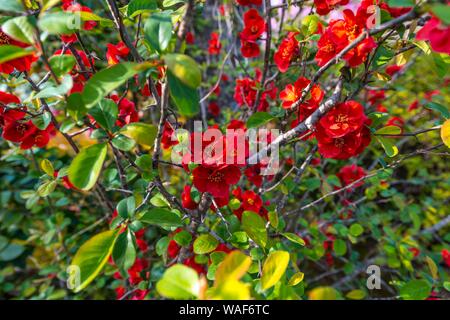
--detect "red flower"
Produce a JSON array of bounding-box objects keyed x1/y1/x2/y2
[
  {"x1": 385, "y1": 64, "x2": 403, "y2": 77},
  {"x1": 2, "y1": 120, "x2": 35, "y2": 143},
  {"x1": 416, "y1": 16, "x2": 450, "y2": 55},
  {"x1": 106, "y1": 42, "x2": 130, "y2": 65},
  {"x1": 237, "y1": 0, "x2": 262, "y2": 6},
  {"x1": 316, "y1": 120, "x2": 371, "y2": 160},
  {"x1": 127, "y1": 258, "x2": 149, "y2": 285},
  {"x1": 20, "y1": 124, "x2": 55, "y2": 150},
  {"x1": 161, "y1": 121, "x2": 178, "y2": 150},
  {"x1": 319, "y1": 101, "x2": 366, "y2": 138},
  {"x1": 234, "y1": 77, "x2": 258, "y2": 107},
  {"x1": 0, "y1": 30, "x2": 37, "y2": 74},
  {"x1": 240, "y1": 9, "x2": 265, "y2": 42},
  {"x1": 227, "y1": 119, "x2": 246, "y2": 130},
  {"x1": 208, "y1": 32, "x2": 222, "y2": 55},
  {"x1": 240, "y1": 39, "x2": 260, "y2": 58},
  {"x1": 0, "y1": 92, "x2": 24, "y2": 127},
  {"x1": 241, "y1": 190, "x2": 263, "y2": 213},
  {"x1": 110, "y1": 94, "x2": 138, "y2": 127},
  {"x1": 208, "y1": 101, "x2": 221, "y2": 117},
  {"x1": 442, "y1": 249, "x2": 450, "y2": 268},
  {"x1": 316, "y1": 9, "x2": 377, "y2": 67},
  {"x1": 337, "y1": 164, "x2": 366, "y2": 188},
  {"x1": 181, "y1": 185, "x2": 199, "y2": 210},
  {"x1": 61, "y1": 1, "x2": 97, "y2": 43},
  {"x1": 192, "y1": 164, "x2": 241, "y2": 198},
  {"x1": 314, "y1": 0, "x2": 350, "y2": 16},
  {"x1": 274, "y1": 32, "x2": 299, "y2": 73},
  {"x1": 408, "y1": 100, "x2": 419, "y2": 111},
  {"x1": 279, "y1": 76, "x2": 324, "y2": 110},
  {"x1": 186, "y1": 31, "x2": 195, "y2": 44},
  {"x1": 367, "y1": 89, "x2": 386, "y2": 106}
]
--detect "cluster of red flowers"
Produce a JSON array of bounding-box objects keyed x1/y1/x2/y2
[
  {"x1": 231, "y1": 187, "x2": 268, "y2": 220},
  {"x1": 337, "y1": 164, "x2": 366, "y2": 189},
  {"x1": 416, "y1": 15, "x2": 450, "y2": 55},
  {"x1": 274, "y1": 32, "x2": 299, "y2": 73},
  {"x1": 316, "y1": 5, "x2": 377, "y2": 67},
  {"x1": 237, "y1": 0, "x2": 262, "y2": 6},
  {"x1": 314, "y1": 0, "x2": 349, "y2": 16},
  {"x1": 234, "y1": 68, "x2": 277, "y2": 111},
  {"x1": 0, "y1": 30, "x2": 37, "y2": 74},
  {"x1": 60, "y1": 0, "x2": 97, "y2": 44},
  {"x1": 239, "y1": 9, "x2": 265, "y2": 58},
  {"x1": 316, "y1": 101, "x2": 371, "y2": 159},
  {"x1": 0, "y1": 92, "x2": 55, "y2": 150},
  {"x1": 208, "y1": 32, "x2": 222, "y2": 55}
]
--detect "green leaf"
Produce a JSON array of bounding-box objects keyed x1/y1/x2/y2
[
  {"x1": 167, "y1": 71, "x2": 200, "y2": 117},
  {"x1": 70, "y1": 229, "x2": 119, "y2": 292},
  {"x1": 174, "y1": 230, "x2": 192, "y2": 246},
  {"x1": 2, "y1": 16, "x2": 35, "y2": 45},
  {"x1": 0, "y1": 243, "x2": 25, "y2": 261},
  {"x1": 247, "y1": 112, "x2": 275, "y2": 129},
  {"x1": 333, "y1": 239, "x2": 347, "y2": 256},
  {"x1": 349, "y1": 223, "x2": 364, "y2": 237},
  {"x1": 127, "y1": 0, "x2": 158, "y2": 18},
  {"x1": 32, "y1": 111, "x2": 52, "y2": 130},
  {"x1": 281, "y1": 232, "x2": 305, "y2": 246},
  {"x1": 68, "y1": 143, "x2": 108, "y2": 191},
  {"x1": 111, "y1": 134, "x2": 136, "y2": 151},
  {"x1": 34, "y1": 75, "x2": 73, "y2": 99},
  {"x1": 37, "y1": 180, "x2": 57, "y2": 197},
  {"x1": 82, "y1": 62, "x2": 147, "y2": 109},
  {"x1": 375, "y1": 125, "x2": 402, "y2": 135},
  {"x1": 386, "y1": 0, "x2": 414, "y2": 7},
  {"x1": 40, "y1": 159, "x2": 54, "y2": 176},
  {"x1": 156, "y1": 264, "x2": 200, "y2": 299},
  {"x1": 112, "y1": 230, "x2": 136, "y2": 271},
  {"x1": 193, "y1": 234, "x2": 219, "y2": 254},
  {"x1": 241, "y1": 211, "x2": 267, "y2": 248},
  {"x1": 49, "y1": 54, "x2": 76, "y2": 77},
  {"x1": 144, "y1": 12, "x2": 172, "y2": 52},
  {"x1": 88, "y1": 99, "x2": 118, "y2": 132},
  {"x1": 139, "y1": 208, "x2": 183, "y2": 228},
  {"x1": 0, "y1": 0, "x2": 23, "y2": 12},
  {"x1": 38, "y1": 11, "x2": 82, "y2": 35},
  {"x1": 164, "y1": 54, "x2": 201, "y2": 89},
  {"x1": 301, "y1": 15, "x2": 319, "y2": 36},
  {"x1": 66, "y1": 92, "x2": 87, "y2": 121},
  {"x1": 0, "y1": 45, "x2": 34, "y2": 64},
  {"x1": 424, "y1": 101, "x2": 450, "y2": 119},
  {"x1": 261, "y1": 251, "x2": 290, "y2": 290},
  {"x1": 400, "y1": 280, "x2": 432, "y2": 300},
  {"x1": 120, "y1": 122, "x2": 157, "y2": 148},
  {"x1": 116, "y1": 196, "x2": 136, "y2": 219},
  {"x1": 431, "y1": 4, "x2": 450, "y2": 25},
  {"x1": 376, "y1": 136, "x2": 399, "y2": 157}
]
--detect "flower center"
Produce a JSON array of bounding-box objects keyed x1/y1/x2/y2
[
  {"x1": 334, "y1": 138, "x2": 345, "y2": 148},
  {"x1": 208, "y1": 171, "x2": 224, "y2": 183},
  {"x1": 247, "y1": 198, "x2": 254, "y2": 205},
  {"x1": 0, "y1": 32, "x2": 10, "y2": 45},
  {"x1": 336, "y1": 114, "x2": 348, "y2": 123}
]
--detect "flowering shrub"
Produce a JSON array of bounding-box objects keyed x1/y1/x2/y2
[{"x1": 0, "y1": 0, "x2": 449, "y2": 301}]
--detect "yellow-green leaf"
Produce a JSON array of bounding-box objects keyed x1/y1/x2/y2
[
  {"x1": 241, "y1": 211, "x2": 267, "y2": 248},
  {"x1": 193, "y1": 234, "x2": 219, "y2": 255},
  {"x1": 156, "y1": 264, "x2": 200, "y2": 299},
  {"x1": 120, "y1": 122, "x2": 157, "y2": 148},
  {"x1": 40, "y1": 159, "x2": 54, "y2": 176},
  {"x1": 261, "y1": 251, "x2": 290, "y2": 290},
  {"x1": 308, "y1": 286, "x2": 339, "y2": 300},
  {"x1": 346, "y1": 289, "x2": 366, "y2": 300},
  {"x1": 287, "y1": 272, "x2": 304, "y2": 286},
  {"x1": 425, "y1": 256, "x2": 439, "y2": 279},
  {"x1": 441, "y1": 119, "x2": 450, "y2": 148},
  {"x1": 214, "y1": 251, "x2": 251, "y2": 286},
  {"x1": 70, "y1": 229, "x2": 119, "y2": 292},
  {"x1": 164, "y1": 53, "x2": 201, "y2": 89}
]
